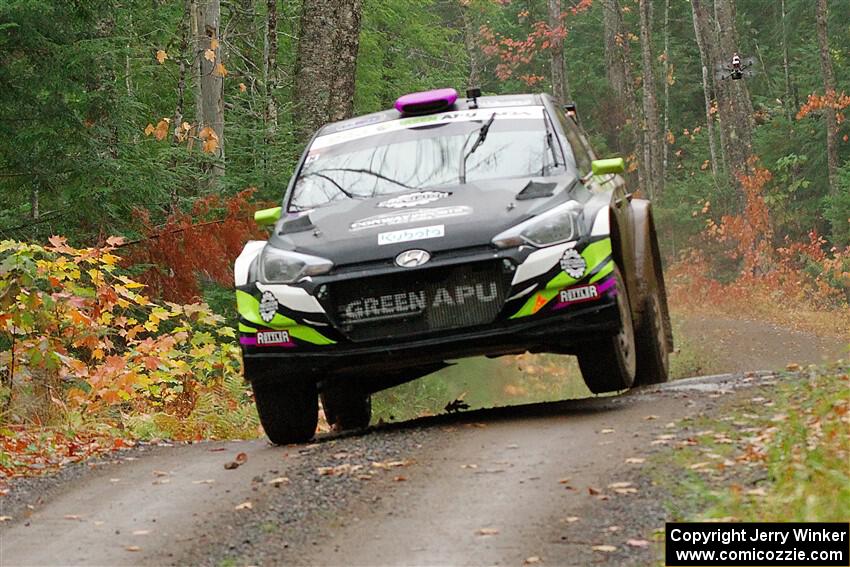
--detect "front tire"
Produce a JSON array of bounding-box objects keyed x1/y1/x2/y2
[
  {"x1": 250, "y1": 375, "x2": 318, "y2": 445},
  {"x1": 634, "y1": 292, "x2": 670, "y2": 386},
  {"x1": 578, "y1": 267, "x2": 637, "y2": 394},
  {"x1": 321, "y1": 385, "x2": 372, "y2": 431}
]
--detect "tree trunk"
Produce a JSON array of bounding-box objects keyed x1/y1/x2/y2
[
  {"x1": 662, "y1": 0, "x2": 670, "y2": 176},
  {"x1": 816, "y1": 0, "x2": 838, "y2": 196},
  {"x1": 463, "y1": 3, "x2": 480, "y2": 88},
  {"x1": 295, "y1": 0, "x2": 339, "y2": 143},
  {"x1": 548, "y1": 0, "x2": 570, "y2": 104},
  {"x1": 781, "y1": 0, "x2": 793, "y2": 122},
  {"x1": 713, "y1": 0, "x2": 753, "y2": 187},
  {"x1": 638, "y1": 0, "x2": 663, "y2": 199},
  {"x1": 195, "y1": 0, "x2": 224, "y2": 177},
  {"x1": 690, "y1": 0, "x2": 720, "y2": 183},
  {"x1": 327, "y1": 0, "x2": 363, "y2": 123},
  {"x1": 602, "y1": 0, "x2": 645, "y2": 193},
  {"x1": 265, "y1": 0, "x2": 279, "y2": 138}
]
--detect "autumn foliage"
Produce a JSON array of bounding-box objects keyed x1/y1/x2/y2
[
  {"x1": 668, "y1": 158, "x2": 850, "y2": 333},
  {"x1": 0, "y1": 238, "x2": 258, "y2": 475},
  {"x1": 125, "y1": 189, "x2": 265, "y2": 303}
]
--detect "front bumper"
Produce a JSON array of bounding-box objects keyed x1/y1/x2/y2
[{"x1": 237, "y1": 237, "x2": 618, "y2": 377}]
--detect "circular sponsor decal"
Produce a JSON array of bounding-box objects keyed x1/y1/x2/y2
[
  {"x1": 259, "y1": 291, "x2": 278, "y2": 323},
  {"x1": 560, "y1": 249, "x2": 587, "y2": 279}
]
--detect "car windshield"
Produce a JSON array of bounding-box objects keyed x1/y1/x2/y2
[{"x1": 289, "y1": 106, "x2": 565, "y2": 211}]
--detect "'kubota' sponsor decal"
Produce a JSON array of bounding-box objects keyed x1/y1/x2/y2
[
  {"x1": 377, "y1": 224, "x2": 444, "y2": 246},
  {"x1": 341, "y1": 283, "x2": 499, "y2": 322}
]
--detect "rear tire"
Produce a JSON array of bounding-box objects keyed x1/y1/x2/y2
[
  {"x1": 578, "y1": 267, "x2": 637, "y2": 394},
  {"x1": 250, "y1": 374, "x2": 318, "y2": 445},
  {"x1": 321, "y1": 386, "x2": 372, "y2": 431},
  {"x1": 634, "y1": 292, "x2": 670, "y2": 386}
]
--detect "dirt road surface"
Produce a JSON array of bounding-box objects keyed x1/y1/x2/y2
[{"x1": 1, "y1": 318, "x2": 846, "y2": 566}]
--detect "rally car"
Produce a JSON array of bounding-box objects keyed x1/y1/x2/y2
[{"x1": 235, "y1": 88, "x2": 673, "y2": 444}]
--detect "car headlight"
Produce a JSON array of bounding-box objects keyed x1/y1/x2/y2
[
  {"x1": 492, "y1": 201, "x2": 583, "y2": 248},
  {"x1": 258, "y1": 246, "x2": 333, "y2": 283}
]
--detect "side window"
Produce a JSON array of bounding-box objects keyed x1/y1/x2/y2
[{"x1": 555, "y1": 107, "x2": 593, "y2": 174}]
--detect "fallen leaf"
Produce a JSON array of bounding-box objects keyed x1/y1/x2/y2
[
  {"x1": 234, "y1": 501, "x2": 253, "y2": 511},
  {"x1": 267, "y1": 477, "x2": 289, "y2": 486},
  {"x1": 563, "y1": 516, "x2": 580, "y2": 523},
  {"x1": 224, "y1": 461, "x2": 240, "y2": 470},
  {"x1": 786, "y1": 363, "x2": 801, "y2": 371},
  {"x1": 625, "y1": 458, "x2": 645, "y2": 464},
  {"x1": 371, "y1": 459, "x2": 413, "y2": 469},
  {"x1": 393, "y1": 476, "x2": 407, "y2": 482},
  {"x1": 477, "y1": 527, "x2": 500, "y2": 536},
  {"x1": 627, "y1": 539, "x2": 650, "y2": 548},
  {"x1": 239, "y1": 82, "x2": 247, "y2": 93},
  {"x1": 155, "y1": 50, "x2": 168, "y2": 64},
  {"x1": 592, "y1": 545, "x2": 617, "y2": 552},
  {"x1": 235, "y1": 452, "x2": 248, "y2": 464},
  {"x1": 132, "y1": 530, "x2": 151, "y2": 535},
  {"x1": 689, "y1": 462, "x2": 711, "y2": 470},
  {"x1": 109, "y1": 478, "x2": 121, "y2": 482},
  {"x1": 64, "y1": 515, "x2": 82, "y2": 521},
  {"x1": 746, "y1": 487, "x2": 767, "y2": 497},
  {"x1": 644, "y1": 415, "x2": 659, "y2": 420},
  {"x1": 600, "y1": 428, "x2": 615, "y2": 434},
  {"x1": 523, "y1": 557, "x2": 542, "y2": 564},
  {"x1": 558, "y1": 478, "x2": 571, "y2": 484},
  {"x1": 126, "y1": 546, "x2": 141, "y2": 552},
  {"x1": 588, "y1": 487, "x2": 601, "y2": 495},
  {"x1": 192, "y1": 479, "x2": 215, "y2": 484},
  {"x1": 152, "y1": 470, "x2": 169, "y2": 477},
  {"x1": 0, "y1": 516, "x2": 12, "y2": 522},
  {"x1": 608, "y1": 526, "x2": 621, "y2": 532},
  {"x1": 607, "y1": 482, "x2": 633, "y2": 489},
  {"x1": 614, "y1": 487, "x2": 638, "y2": 495}
]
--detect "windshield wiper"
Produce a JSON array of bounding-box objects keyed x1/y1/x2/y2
[
  {"x1": 459, "y1": 113, "x2": 496, "y2": 184},
  {"x1": 543, "y1": 115, "x2": 561, "y2": 174}
]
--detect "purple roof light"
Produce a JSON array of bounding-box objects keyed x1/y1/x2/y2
[{"x1": 394, "y1": 88, "x2": 458, "y2": 116}]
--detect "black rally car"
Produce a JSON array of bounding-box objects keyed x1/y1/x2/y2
[{"x1": 235, "y1": 88, "x2": 673, "y2": 444}]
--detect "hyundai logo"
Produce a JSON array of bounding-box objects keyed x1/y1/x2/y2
[{"x1": 395, "y1": 249, "x2": 431, "y2": 268}]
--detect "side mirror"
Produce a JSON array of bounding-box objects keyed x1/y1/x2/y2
[
  {"x1": 591, "y1": 158, "x2": 625, "y2": 176},
  {"x1": 254, "y1": 207, "x2": 282, "y2": 226}
]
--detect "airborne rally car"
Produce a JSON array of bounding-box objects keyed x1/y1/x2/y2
[{"x1": 235, "y1": 88, "x2": 673, "y2": 444}]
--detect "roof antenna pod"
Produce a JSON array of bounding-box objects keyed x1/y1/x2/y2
[{"x1": 466, "y1": 87, "x2": 481, "y2": 109}]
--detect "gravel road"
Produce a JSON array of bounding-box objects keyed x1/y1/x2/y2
[{"x1": 0, "y1": 318, "x2": 845, "y2": 567}]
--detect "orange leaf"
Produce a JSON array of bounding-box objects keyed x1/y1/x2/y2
[
  {"x1": 155, "y1": 50, "x2": 168, "y2": 64},
  {"x1": 214, "y1": 63, "x2": 228, "y2": 77},
  {"x1": 239, "y1": 83, "x2": 247, "y2": 93},
  {"x1": 154, "y1": 119, "x2": 170, "y2": 141},
  {"x1": 144, "y1": 123, "x2": 155, "y2": 136},
  {"x1": 204, "y1": 49, "x2": 215, "y2": 62}
]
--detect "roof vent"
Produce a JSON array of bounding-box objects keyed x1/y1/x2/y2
[{"x1": 394, "y1": 88, "x2": 458, "y2": 116}]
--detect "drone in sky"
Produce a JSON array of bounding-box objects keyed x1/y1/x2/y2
[{"x1": 715, "y1": 53, "x2": 756, "y2": 81}]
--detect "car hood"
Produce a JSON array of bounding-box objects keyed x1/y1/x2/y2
[{"x1": 269, "y1": 175, "x2": 581, "y2": 266}]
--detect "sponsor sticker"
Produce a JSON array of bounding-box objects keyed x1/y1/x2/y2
[
  {"x1": 378, "y1": 191, "x2": 450, "y2": 209},
  {"x1": 560, "y1": 248, "x2": 587, "y2": 279},
  {"x1": 350, "y1": 206, "x2": 471, "y2": 231},
  {"x1": 378, "y1": 224, "x2": 445, "y2": 246},
  {"x1": 558, "y1": 285, "x2": 599, "y2": 305},
  {"x1": 259, "y1": 290, "x2": 278, "y2": 323},
  {"x1": 256, "y1": 330, "x2": 293, "y2": 347},
  {"x1": 341, "y1": 282, "x2": 499, "y2": 322}
]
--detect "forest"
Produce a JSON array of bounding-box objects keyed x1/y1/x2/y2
[{"x1": 0, "y1": 0, "x2": 848, "y2": 464}]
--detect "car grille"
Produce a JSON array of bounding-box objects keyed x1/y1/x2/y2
[{"x1": 327, "y1": 260, "x2": 510, "y2": 342}]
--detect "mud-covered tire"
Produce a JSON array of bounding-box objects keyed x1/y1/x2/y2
[
  {"x1": 578, "y1": 267, "x2": 637, "y2": 394},
  {"x1": 321, "y1": 386, "x2": 372, "y2": 431},
  {"x1": 251, "y1": 377, "x2": 318, "y2": 445},
  {"x1": 634, "y1": 292, "x2": 670, "y2": 386}
]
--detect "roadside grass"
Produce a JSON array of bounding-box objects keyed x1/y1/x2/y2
[{"x1": 652, "y1": 363, "x2": 850, "y2": 526}]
